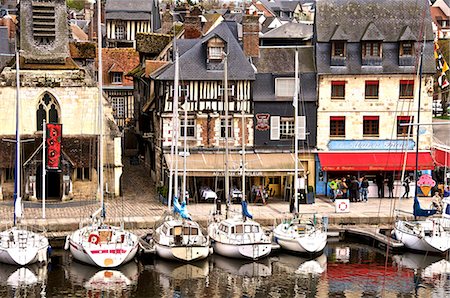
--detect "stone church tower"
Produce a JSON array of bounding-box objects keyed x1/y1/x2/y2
[{"x1": 0, "y1": 0, "x2": 122, "y2": 201}]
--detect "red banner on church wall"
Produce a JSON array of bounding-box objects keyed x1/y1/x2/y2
[{"x1": 46, "y1": 123, "x2": 62, "y2": 170}]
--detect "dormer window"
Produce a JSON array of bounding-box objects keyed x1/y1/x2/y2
[
  {"x1": 208, "y1": 47, "x2": 223, "y2": 60},
  {"x1": 362, "y1": 42, "x2": 381, "y2": 57},
  {"x1": 400, "y1": 41, "x2": 414, "y2": 56},
  {"x1": 332, "y1": 41, "x2": 346, "y2": 57},
  {"x1": 111, "y1": 72, "x2": 123, "y2": 84}
]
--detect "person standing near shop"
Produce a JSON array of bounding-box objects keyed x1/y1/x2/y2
[
  {"x1": 376, "y1": 173, "x2": 385, "y2": 198},
  {"x1": 387, "y1": 175, "x2": 394, "y2": 198},
  {"x1": 361, "y1": 176, "x2": 369, "y2": 202},
  {"x1": 402, "y1": 176, "x2": 411, "y2": 198},
  {"x1": 340, "y1": 177, "x2": 348, "y2": 199}
]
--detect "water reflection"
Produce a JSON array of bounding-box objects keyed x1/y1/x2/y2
[
  {"x1": 0, "y1": 243, "x2": 449, "y2": 297},
  {"x1": 211, "y1": 254, "x2": 272, "y2": 277}
]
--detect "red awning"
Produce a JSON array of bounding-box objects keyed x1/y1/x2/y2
[
  {"x1": 318, "y1": 152, "x2": 434, "y2": 171},
  {"x1": 433, "y1": 148, "x2": 450, "y2": 167}
]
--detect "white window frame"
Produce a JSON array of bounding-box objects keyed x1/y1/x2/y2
[
  {"x1": 275, "y1": 78, "x2": 296, "y2": 97},
  {"x1": 111, "y1": 72, "x2": 123, "y2": 84},
  {"x1": 218, "y1": 84, "x2": 235, "y2": 96},
  {"x1": 280, "y1": 117, "x2": 295, "y2": 139},
  {"x1": 115, "y1": 25, "x2": 125, "y2": 39},
  {"x1": 297, "y1": 116, "x2": 306, "y2": 140},
  {"x1": 180, "y1": 118, "x2": 195, "y2": 138},
  {"x1": 220, "y1": 118, "x2": 233, "y2": 139},
  {"x1": 111, "y1": 96, "x2": 125, "y2": 118},
  {"x1": 208, "y1": 47, "x2": 223, "y2": 59}
]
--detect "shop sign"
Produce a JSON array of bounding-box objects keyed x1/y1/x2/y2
[
  {"x1": 328, "y1": 140, "x2": 415, "y2": 151},
  {"x1": 255, "y1": 114, "x2": 270, "y2": 131},
  {"x1": 213, "y1": 171, "x2": 263, "y2": 176}
]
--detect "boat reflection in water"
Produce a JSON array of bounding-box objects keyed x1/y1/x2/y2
[
  {"x1": 67, "y1": 260, "x2": 140, "y2": 294},
  {"x1": 0, "y1": 263, "x2": 47, "y2": 296},
  {"x1": 212, "y1": 254, "x2": 272, "y2": 277},
  {"x1": 152, "y1": 258, "x2": 209, "y2": 280},
  {"x1": 272, "y1": 253, "x2": 327, "y2": 276},
  {"x1": 393, "y1": 252, "x2": 450, "y2": 283}
]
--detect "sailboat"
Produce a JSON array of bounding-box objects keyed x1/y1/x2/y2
[
  {"x1": 208, "y1": 54, "x2": 272, "y2": 260},
  {"x1": 64, "y1": 2, "x2": 139, "y2": 267},
  {"x1": 273, "y1": 49, "x2": 327, "y2": 255},
  {"x1": 393, "y1": 39, "x2": 450, "y2": 254},
  {"x1": 152, "y1": 48, "x2": 210, "y2": 262},
  {"x1": 0, "y1": 48, "x2": 49, "y2": 266}
]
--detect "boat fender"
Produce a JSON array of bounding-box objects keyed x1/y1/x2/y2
[
  {"x1": 88, "y1": 234, "x2": 99, "y2": 245},
  {"x1": 64, "y1": 236, "x2": 70, "y2": 250}
]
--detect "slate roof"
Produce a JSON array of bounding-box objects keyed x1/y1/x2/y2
[
  {"x1": 106, "y1": 12, "x2": 151, "y2": 20},
  {"x1": 252, "y1": 47, "x2": 316, "y2": 102},
  {"x1": 316, "y1": 0, "x2": 434, "y2": 42},
  {"x1": 262, "y1": 22, "x2": 313, "y2": 39},
  {"x1": 105, "y1": 0, "x2": 154, "y2": 12},
  {"x1": 153, "y1": 22, "x2": 255, "y2": 81}
]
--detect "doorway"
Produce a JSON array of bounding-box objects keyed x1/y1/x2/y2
[{"x1": 36, "y1": 165, "x2": 61, "y2": 200}]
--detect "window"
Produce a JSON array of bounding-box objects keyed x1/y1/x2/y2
[
  {"x1": 397, "y1": 116, "x2": 413, "y2": 137},
  {"x1": 111, "y1": 97, "x2": 125, "y2": 118},
  {"x1": 76, "y1": 167, "x2": 91, "y2": 181},
  {"x1": 331, "y1": 81, "x2": 345, "y2": 99},
  {"x1": 180, "y1": 118, "x2": 195, "y2": 137},
  {"x1": 400, "y1": 80, "x2": 414, "y2": 99},
  {"x1": 280, "y1": 117, "x2": 294, "y2": 139},
  {"x1": 332, "y1": 41, "x2": 346, "y2": 57},
  {"x1": 330, "y1": 116, "x2": 345, "y2": 137},
  {"x1": 36, "y1": 93, "x2": 60, "y2": 131},
  {"x1": 208, "y1": 47, "x2": 223, "y2": 59},
  {"x1": 362, "y1": 42, "x2": 381, "y2": 57},
  {"x1": 218, "y1": 83, "x2": 235, "y2": 97},
  {"x1": 400, "y1": 42, "x2": 414, "y2": 56},
  {"x1": 221, "y1": 118, "x2": 233, "y2": 138},
  {"x1": 236, "y1": 225, "x2": 243, "y2": 233},
  {"x1": 111, "y1": 72, "x2": 123, "y2": 84},
  {"x1": 275, "y1": 78, "x2": 296, "y2": 97},
  {"x1": 179, "y1": 84, "x2": 189, "y2": 98},
  {"x1": 363, "y1": 116, "x2": 379, "y2": 136},
  {"x1": 115, "y1": 25, "x2": 125, "y2": 39},
  {"x1": 365, "y1": 81, "x2": 379, "y2": 99}
]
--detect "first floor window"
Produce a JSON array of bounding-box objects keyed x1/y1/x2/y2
[
  {"x1": 397, "y1": 116, "x2": 413, "y2": 137},
  {"x1": 76, "y1": 167, "x2": 91, "y2": 181},
  {"x1": 331, "y1": 81, "x2": 345, "y2": 99},
  {"x1": 220, "y1": 118, "x2": 233, "y2": 138},
  {"x1": 111, "y1": 97, "x2": 125, "y2": 118},
  {"x1": 365, "y1": 80, "x2": 379, "y2": 99},
  {"x1": 400, "y1": 80, "x2": 414, "y2": 99},
  {"x1": 363, "y1": 116, "x2": 379, "y2": 136},
  {"x1": 180, "y1": 118, "x2": 195, "y2": 137},
  {"x1": 330, "y1": 116, "x2": 345, "y2": 137},
  {"x1": 280, "y1": 117, "x2": 294, "y2": 139},
  {"x1": 111, "y1": 72, "x2": 123, "y2": 84}
]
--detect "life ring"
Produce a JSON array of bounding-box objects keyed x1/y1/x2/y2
[
  {"x1": 338, "y1": 201, "x2": 348, "y2": 212},
  {"x1": 88, "y1": 234, "x2": 99, "y2": 245}
]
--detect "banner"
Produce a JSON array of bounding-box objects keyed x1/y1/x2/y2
[
  {"x1": 434, "y1": 42, "x2": 449, "y2": 89},
  {"x1": 46, "y1": 123, "x2": 62, "y2": 170}
]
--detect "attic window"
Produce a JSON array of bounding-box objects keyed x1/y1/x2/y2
[
  {"x1": 208, "y1": 47, "x2": 223, "y2": 60},
  {"x1": 362, "y1": 42, "x2": 382, "y2": 57},
  {"x1": 32, "y1": 2, "x2": 56, "y2": 45},
  {"x1": 400, "y1": 41, "x2": 414, "y2": 56},
  {"x1": 332, "y1": 41, "x2": 346, "y2": 57}
]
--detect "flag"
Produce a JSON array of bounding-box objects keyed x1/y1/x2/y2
[
  {"x1": 46, "y1": 123, "x2": 62, "y2": 170},
  {"x1": 434, "y1": 42, "x2": 449, "y2": 89}
]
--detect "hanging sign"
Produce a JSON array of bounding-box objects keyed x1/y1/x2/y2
[
  {"x1": 417, "y1": 174, "x2": 436, "y2": 197},
  {"x1": 46, "y1": 123, "x2": 62, "y2": 170}
]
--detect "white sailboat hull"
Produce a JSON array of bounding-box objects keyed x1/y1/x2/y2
[
  {"x1": 0, "y1": 227, "x2": 49, "y2": 266},
  {"x1": 394, "y1": 220, "x2": 450, "y2": 253},
  {"x1": 155, "y1": 242, "x2": 210, "y2": 261},
  {"x1": 274, "y1": 230, "x2": 327, "y2": 254},
  {"x1": 67, "y1": 225, "x2": 139, "y2": 268},
  {"x1": 211, "y1": 240, "x2": 271, "y2": 260}
]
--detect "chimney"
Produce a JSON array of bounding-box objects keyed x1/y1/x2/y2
[
  {"x1": 184, "y1": 15, "x2": 202, "y2": 39},
  {"x1": 242, "y1": 14, "x2": 259, "y2": 57},
  {"x1": 161, "y1": 10, "x2": 173, "y2": 35}
]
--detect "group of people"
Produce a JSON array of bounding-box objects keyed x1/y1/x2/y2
[{"x1": 328, "y1": 176, "x2": 370, "y2": 202}]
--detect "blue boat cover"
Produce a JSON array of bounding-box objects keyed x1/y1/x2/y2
[
  {"x1": 241, "y1": 201, "x2": 253, "y2": 219},
  {"x1": 173, "y1": 197, "x2": 192, "y2": 220},
  {"x1": 413, "y1": 196, "x2": 437, "y2": 217}
]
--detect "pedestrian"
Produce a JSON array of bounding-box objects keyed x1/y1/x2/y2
[
  {"x1": 329, "y1": 178, "x2": 338, "y2": 202},
  {"x1": 350, "y1": 176, "x2": 359, "y2": 202},
  {"x1": 402, "y1": 176, "x2": 411, "y2": 199},
  {"x1": 376, "y1": 173, "x2": 385, "y2": 198},
  {"x1": 387, "y1": 175, "x2": 394, "y2": 198},
  {"x1": 340, "y1": 177, "x2": 348, "y2": 199},
  {"x1": 361, "y1": 176, "x2": 369, "y2": 202},
  {"x1": 431, "y1": 191, "x2": 443, "y2": 213}
]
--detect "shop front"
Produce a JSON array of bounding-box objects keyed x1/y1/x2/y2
[{"x1": 163, "y1": 152, "x2": 309, "y2": 203}]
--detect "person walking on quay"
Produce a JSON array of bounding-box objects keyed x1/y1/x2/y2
[
  {"x1": 387, "y1": 175, "x2": 394, "y2": 198},
  {"x1": 376, "y1": 173, "x2": 385, "y2": 198},
  {"x1": 329, "y1": 178, "x2": 338, "y2": 202},
  {"x1": 350, "y1": 176, "x2": 360, "y2": 202},
  {"x1": 402, "y1": 176, "x2": 411, "y2": 199},
  {"x1": 340, "y1": 177, "x2": 348, "y2": 199},
  {"x1": 360, "y1": 176, "x2": 369, "y2": 202}
]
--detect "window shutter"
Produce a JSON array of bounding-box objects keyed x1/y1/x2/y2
[
  {"x1": 270, "y1": 116, "x2": 280, "y2": 140},
  {"x1": 297, "y1": 116, "x2": 306, "y2": 140}
]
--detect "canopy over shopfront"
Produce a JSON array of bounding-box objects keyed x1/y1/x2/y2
[
  {"x1": 433, "y1": 146, "x2": 450, "y2": 167},
  {"x1": 164, "y1": 153, "x2": 304, "y2": 176},
  {"x1": 318, "y1": 152, "x2": 434, "y2": 171}
]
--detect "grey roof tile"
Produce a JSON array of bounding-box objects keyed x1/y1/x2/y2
[
  {"x1": 105, "y1": 0, "x2": 154, "y2": 12},
  {"x1": 262, "y1": 22, "x2": 313, "y2": 39},
  {"x1": 106, "y1": 11, "x2": 151, "y2": 20},
  {"x1": 361, "y1": 22, "x2": 385, "y2": 41}
]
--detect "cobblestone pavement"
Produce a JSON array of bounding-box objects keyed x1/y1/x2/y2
[{"x1": 0, "y1": 157, "x2": 436, "y2": 231}]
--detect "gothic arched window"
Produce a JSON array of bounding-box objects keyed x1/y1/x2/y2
[{"x1": 36, "y1": 93, "x2": 60, "y2": 131}]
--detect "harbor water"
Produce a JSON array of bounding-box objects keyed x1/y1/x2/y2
[{"x1": 1, "y1": 242, "x2": 449, "y2": 297}]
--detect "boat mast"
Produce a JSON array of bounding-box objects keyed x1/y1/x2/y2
[
  {"x1": 168, "y1": 47, "x2": 179, "y2": 211},
  {"x1": 413, "y1": 37, "x2": 425, "y2": 206},
  {"x1": 182, "y1": 99, "x2": 188, "y2": 204},
  {"x1": 13, "y1": 43, "x2": 21, "y2": 226},
  {"x1": 97, "y1": 0, "x2": 105, "y2": 219},
  {"x1": 293, "y1": 49, "x2": 299, "y2": 213},
  {"x1": 224, "y1": 54, "x2": 230, "y2": 218}
]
